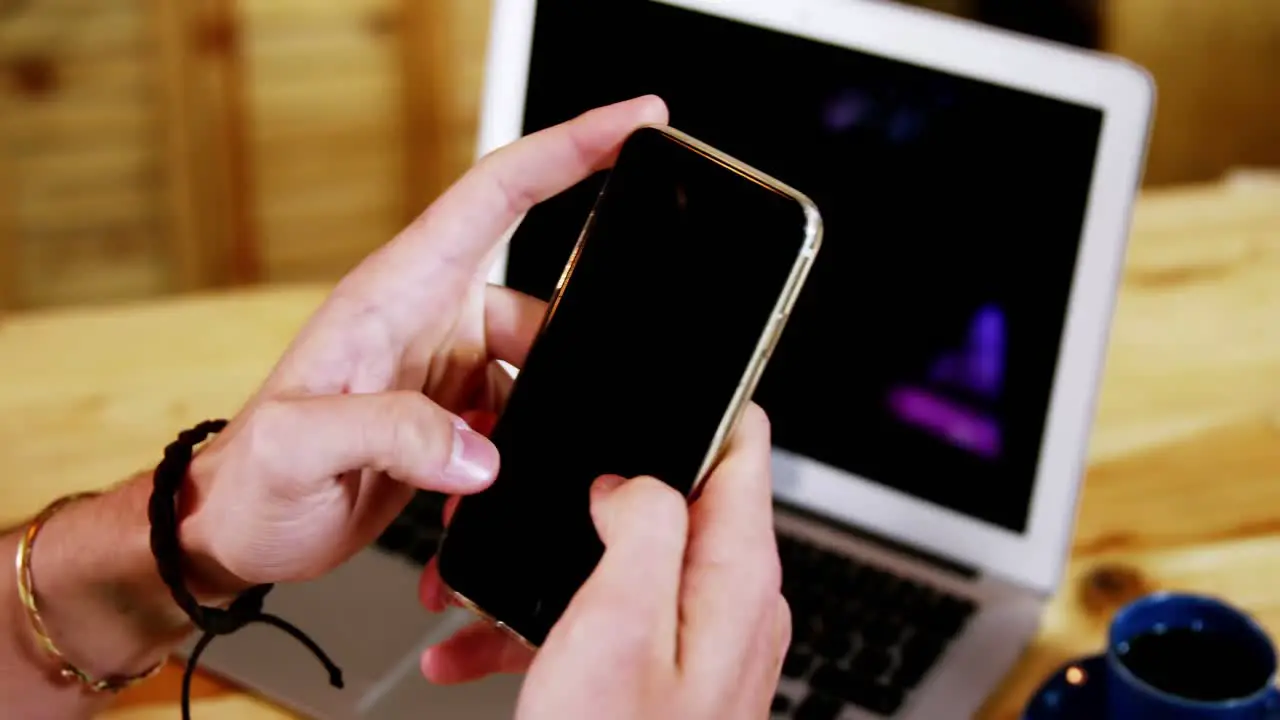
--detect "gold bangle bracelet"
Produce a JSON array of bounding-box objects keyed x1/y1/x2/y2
[{"x1": 14, "y1": 491, "x2": 165, "y2": 693}]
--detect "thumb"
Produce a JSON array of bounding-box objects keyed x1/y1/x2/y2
[
  {"x1": 249, "y1": 391, "x2": 500, "y2": 494},
  {"x1": 558, "y1": 476, "x2": 687, "y2": 659}
]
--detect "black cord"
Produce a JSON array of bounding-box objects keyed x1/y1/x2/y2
[{"x1": 148, "y1": 420, "x2": 344, "y2": 720}]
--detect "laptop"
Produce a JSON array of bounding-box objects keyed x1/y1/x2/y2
[{"x1": 189, "y1": 0, "x2": 1153, "y2": 718}]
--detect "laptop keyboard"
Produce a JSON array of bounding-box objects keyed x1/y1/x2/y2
[
  {"x1": 774, "y1": 534, "x2": 977, "y2": 718},
  {"x1": 374, "y1": 497, "x2": 976, "y2": 718},
  {"x1": 374, "y1": 491, "x2": 449, "y2": 565}
]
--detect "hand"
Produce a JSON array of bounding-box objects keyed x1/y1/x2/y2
[
  {"x1": 177, "y1": 96, "x2": 669, "y2": 596},
  {"x1": 421, "y1": 405, "x2": 792, "y2": 720}
]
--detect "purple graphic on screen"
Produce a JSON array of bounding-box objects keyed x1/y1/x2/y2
[
  {"x1": 928, "y1": 303, "x2": 1005, "y2": 398},
  {"x1": 822, "y1": 89, "x2": 870, "y2": 133},
  {"x1": 887, "y1": 108, "x2": 924, "y2": 143},
  {"x1": 887, "y1": 305, "x2": 1006, "y2": 459},
  {"x1": 888, "y1": 388, "x2": 1001, "y2": 458}
]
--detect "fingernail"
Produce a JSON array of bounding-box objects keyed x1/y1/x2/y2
[
  {"x1": 589, "y1": 475, "x2": 625, "y2": 541},
  {"x1": 592, "y1": 474, "x2": 626, "y2": 498},
  {"x1": 445, "y1": 417, "x2": 499, "y2": 489},
  {"x1": 420, "y1": 648, "x2": 446, "y2": 684}
]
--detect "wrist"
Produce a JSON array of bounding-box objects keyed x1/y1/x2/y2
[
  {"x1": 17, "y1": 479, "x2": 191, "y2": 681},
  {"x1": 178, "y1": 518, "x2": 254, "y2": 603},
  {"x1": 180, "y1": 449, "x2": 255, "y2": 602}
]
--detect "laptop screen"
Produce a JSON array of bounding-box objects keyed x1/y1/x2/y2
[{"x1": 502, "y1": 0, "x2": 1104, "y2": 534}]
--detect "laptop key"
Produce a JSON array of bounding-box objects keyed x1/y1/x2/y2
[
  {"x1": 793, "y1": 691, "x2": 843, "y2": 720},
  {"x1": 813, "y1": 630, "x2": 853, "y2": 661},
  {"x1": 373, "y1": 490, "x2": 448, "y2": 565},
  {"x1": 782, "y1": 647, "x2": 815, "y2": 679},
  {"x1": 809, "y1": 663, "x2": 845, "y2": 696},
  {"x1": 861, "y1": 567, "x2": 890, "y2": 596},
  {"x1": 776, "y1": 533, "x2": 980, "y2": 716},
  {"x1": 862, "y1": 614, "x2": 905, "y2": 648},
  {"x1": 798, "y1": 607, "x2": 827, "y2": 636},
  {"x1": 407, "y1": 532, "x2": 441, "y2": 565},
  {"x1": 849, "y1": 645, "x2": 892, "y2": 679},
  {"x1": 811, "y1": 663, "x2": 905, "y2": 716},
  {"x1": 860, "y1": 680, "x2": 905, "y2": 716},
  {"x1": 892, "y1": 634, "x2": 948, "y2": 688},
  {"x1": 375, "y1": 522, "x2": 412, "y2": 553}
]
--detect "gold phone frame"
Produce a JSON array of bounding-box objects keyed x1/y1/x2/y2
[{"x1": 445, "y1": 124, "x2": 823, "y2": 649}]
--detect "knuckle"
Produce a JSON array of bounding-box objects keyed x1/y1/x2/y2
[
  {"x1": 761, "y1": 551, "x2": 784, "y2": 595},
  {"x1": 382, "y1": 392, "x2": 449, "y2": 472},
  {"x1": 627, "y1": 477, "x2": 689, "y2": 531},
  {"x1": 748, "y1": 558, "x2": 782, "y2": 606},
  {"x1": 605, "y1": 611, "x2": 654, "y2": 655},
  {"x1": 777, "y1": 595, "x2": 794, "y2": 647},
  {"x1": 562, "y1": 605, "x2": 651, "y2": 662},
  {"x1": 696, "y1": 537, "x2": 779, "y2": 602},
  {"x1": 244, "y1": 401, "x2": 297, "y2": 480},
  {"x1": 730, "y1": 551, "x2": 783, "y2": 609},
  {"x1": 476, "y1": 155, "x2": 537, "y2": 220}
]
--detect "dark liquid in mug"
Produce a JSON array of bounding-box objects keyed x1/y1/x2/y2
[{"x1": 1118, "y1": 627, "x2": 1271, "y2": 702}]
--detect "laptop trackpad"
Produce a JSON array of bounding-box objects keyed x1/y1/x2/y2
[{"x1": 186, "y1": 549, "x2": 462, "y2": 713}]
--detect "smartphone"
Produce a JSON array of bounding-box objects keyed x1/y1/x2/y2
[{"x1": 436, "y1": 125, "x2": 822, "y2": 647}]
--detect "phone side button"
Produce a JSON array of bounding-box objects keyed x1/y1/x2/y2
[{"x1": 767, "y1": 312, "x2": 789, "y2": 355}]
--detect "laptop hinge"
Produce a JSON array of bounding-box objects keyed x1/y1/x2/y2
[{"x1": 778, "y1": 503, "x2": 980, "y2": 580}]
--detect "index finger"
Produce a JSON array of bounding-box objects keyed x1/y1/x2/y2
[
  {"x1": 334, "y1": 96, "x2": 669, "y2": 351},
  {"x1": 679, "y1": 404, "x2": 782, "y2": 666}
]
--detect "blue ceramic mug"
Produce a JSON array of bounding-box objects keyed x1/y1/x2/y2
[{"x1": 1107, "y1": 592, "x2": 1280, "y2": 719}]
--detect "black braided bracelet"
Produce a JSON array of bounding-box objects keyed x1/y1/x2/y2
[{"x1": 148, "y1": 420, "x2": 344, "y2": 720}]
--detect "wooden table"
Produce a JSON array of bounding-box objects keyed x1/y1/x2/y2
[{"x1": 2, "y1": 180, "x2": 1278, "y2": 719}]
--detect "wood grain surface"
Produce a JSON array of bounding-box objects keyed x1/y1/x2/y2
[
  {"x1": 0, "y1": 181, "x2": 1277, "y2": 718},
  {"x1": 0, "y1": 0, "x2": 175, "y2": 308}
]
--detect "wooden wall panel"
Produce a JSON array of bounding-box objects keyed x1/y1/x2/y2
[
  {"x1": 167, "y1": 0, "x2": 261, "y2": 288},
  {"x1": 2, "y1": 0, "x2": 1276, "y2": 311},
  {"x1": 0, "y1": 114, "x2": 14, "y2": 312},
  {"x1": 149, "y1": 0, "x2": 203, "y2": 290},
  {"x1": 241, "y1": 0, "x2": 407, "y2": 283},
  {"x1": 1104, "y1": 0, "x2": 1280, "y2": 186},
  {"x1": 0, "y1": 0, "x2": 171, "y2": 308},
  {"x1": 1, "y1": 0, "x2": 495, "y2": 307},
  {"x1": 402, "y1": 0, "x2": 490, "y2": 215}
]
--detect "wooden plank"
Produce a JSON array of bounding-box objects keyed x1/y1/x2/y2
[
  {"x1": 239, "y1": 0, "x2": 404, "y2": 282},
  {"x1": 243, "y1": 0, "x2": 389, "y2": 26},
  {"x1": 148, "y1": 0, "x2": 205, "y2": 291},
  {"x1": 260, "y1": 205, "x2": 402, "y2": 273},
  {"x1": 18, "y1": 252, "x2": 168, "y2": 309},
  {"x1": 175, "y1": 0, "x2": 234, "y2": 288},
  {"x1": 1, "y1": 6, "x2": 142, "y2": 57},
  {"x1": 214, "y1": 0, "x2": 260, "y2": 284},
  {"x1": 252, "y1": 134, "x2": 400, "y2": 177},
  {"x1": 41, "y1": 54, "x2": 152, "y2": 97},
  {"x1": 16, "y1": 185, "x2": 153, "y2": 227},
  {"x1": 398, "y1": 0, "x2": 435, "y2": 222},
  {"x1": 165, "y1": 0, "x2": 260, "y2": 288},
  {"x1": 3, "y1": 104, "x2": 149, "y2": 150},
  {"x1": 251, "y1": 76, "x2": 401, "y2": 125},
  {"x1": 0, "y1": 132, "x2": 14, "y2": 312},
  {"x1": 0, "y1": 0, "x2": 174, "y2": 309},
  {"x1": 399, "y1": 0, "x2": 490, "y2": 220}
]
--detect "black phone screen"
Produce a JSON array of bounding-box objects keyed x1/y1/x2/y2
[{"x1": 437, "y1": 127, "x2": 814, "y2": 646}]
